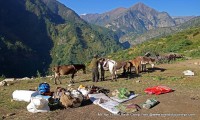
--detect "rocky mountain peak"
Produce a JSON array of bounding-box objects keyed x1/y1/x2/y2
[
  {"x1": 129, "y1": 2, "x2": 158, "y2": 15},
  {"x1": 106, "y1": 7, "x2": 127, "y2": 15}
]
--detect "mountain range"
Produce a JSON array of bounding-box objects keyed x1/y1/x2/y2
[
  {"x1": 81, "y1": 3, "x2": 195, "y2": 44},
  {"x1": 128, "y1": 16, "x2": 200, "y2": 45}
]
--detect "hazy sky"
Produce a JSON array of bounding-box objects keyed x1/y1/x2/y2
[{"x1": 57, "y1": 0, "x2": 200, "y2": 16}]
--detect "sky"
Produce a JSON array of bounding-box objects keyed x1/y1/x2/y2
[{"x1": 57, "y1": 0, "x2": 200, "y2": 16}]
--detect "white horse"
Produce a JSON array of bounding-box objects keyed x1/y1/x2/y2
[{"x1": 101, "y1": 58, "x2": 118, "y2": 81}]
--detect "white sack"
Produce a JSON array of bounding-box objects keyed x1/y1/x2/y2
[
  {"x1": 12, "y1": 90, "x2": 39, "y2": 102},
  {"x1": 27, "y1": 96, "x2": 50, "y2": 113}
]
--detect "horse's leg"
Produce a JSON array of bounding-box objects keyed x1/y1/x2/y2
[
  {"x1": 141, "y1": 64, "x2": 143, "y2": 72},
  {"x1": 102, "y1": 70, "x2": 105, "y2": 81},
  {"x1": 109, "y1": 68, "x2": 114, "y2": 82},
  {"x1": 54, "y1": 73, "x2": 58, "y2": 85},
  {"x1": 129, "y1": 66, "x2": 132, "y2": 73},
  {"x1": 111, "y1": 72, "x2": 115, "y2": 82},
  {"x1": 70, "y1": 73, "x2": 75, "y2": 84},
  {"x1": 144, "y1": 64, "x2": 146, "y2": 71},
  {"x1": 113, "y1": 67, "x2": 117, "y2": 81},
  {"x1": 135, "y1": 65, "x2": 140, "y2": 75},
  {"x1": 122, "y1": 67, "x2": 126, "y2": 76},
  {"x1": 138, "y1": 62, "x2": 141, "y2": 74},
  {"x1": 134, "y1": 65, "x2": 138, "y2": 75},
  {"x1": 58, "y1": 75, "x2": 62, "y2": 84},
  {"x1": 54, "y1": 77, "x2": 57, "y2": 85},
  {"x1": 115, "y1": 70, "x2": 117, "y2": 81},
  {"x1": 55, "y1": 73, "x2": 61, "y2": 84}
]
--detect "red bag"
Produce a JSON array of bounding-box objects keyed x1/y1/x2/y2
[{"x1": 144, "y1": 86, "x2": 173, "y2": 95}]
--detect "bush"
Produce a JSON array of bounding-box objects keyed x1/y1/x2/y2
[
  {"x1": 189, "y1": 49, "x2": 200, "y2": 58},
  {"x1": 165, "y1": 39, "x2": 192, "y2": 52},
  {"x1": 0, "y1": 75, "x2": 5, "y2": 81}
]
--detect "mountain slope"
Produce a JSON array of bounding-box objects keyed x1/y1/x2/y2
[
  {"x1": 0, "y1": 0, "x2": 123, "y2": 77},
  {"x1": 81, "y1": 3, "x2": 177, "y2": 37},
  {"x1": 81, "y1": 2, "x2": 195, "y2": 46},
  {"x1": 0, "y1": 0, "x2": 54, "y2": 77},
  {"x1": 108, "y1": 26, "x2": 200, "y2": 61},
  {"x1": 128, "y1": 16, "x2": 200, "y2": 45},
  {"x1": 41, "y1": 0, "x2": 84, "y2": 23}
]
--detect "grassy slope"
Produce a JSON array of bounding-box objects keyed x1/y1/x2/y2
[{"x1": 108, "y1": 27, "x2": 200, "y2": 61}]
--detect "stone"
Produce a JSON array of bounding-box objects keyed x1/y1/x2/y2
[{"x1": 0, "y1": 81, "x2": 7, "y2": 87}]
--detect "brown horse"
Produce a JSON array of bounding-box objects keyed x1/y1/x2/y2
[
  {"x1": 129, "y1": 57, "x2": 142, "y2": 75},
  {"x1": 140, "y1": 56, "x2": 156, "y2": 72},
  {"x1": 52, "y1": 64, "x2": 86, "y2": 84},
  {"x1": 123, "y1": 61, "x2": 133, "y2": 74}
]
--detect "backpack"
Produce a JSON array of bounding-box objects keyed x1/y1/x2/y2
[{"x1": 38, "y1": 83, "x2": 50, "y2": 95}]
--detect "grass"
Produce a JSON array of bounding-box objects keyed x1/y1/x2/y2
[{"x1": 1, "y1": 59, "x2": 200, "y2": 119}]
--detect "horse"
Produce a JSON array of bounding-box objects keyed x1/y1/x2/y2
[
  {"x1": 52, "y1": 64, "x2": 86, "y2": 84},
  {"x1": 100, "y1": 58, "x2": 118, "y2": 81},
  {"x1": 140, "y1": 56, "x2": 156, "y2": 72},
  {"x1": 129, "y1": 57, "x2": 142, "y2": 75},
  {"x1": 122, "y1": 61, "x2": 133, "y2": 74},
  {"x1": 98, "y1": 58, "x2": 134, "y2": 81},
  {"x1": 115, "y1": 61, "x2": 132, "y2": 76},
  {"x1": 155, "y1": 53, "x2": 178, "y2": 63}
]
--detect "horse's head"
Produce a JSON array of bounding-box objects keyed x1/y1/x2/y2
[
  {"x1": 98, "y1": 58, "x2": 105, "y2": 65},
  {"x1": 144, "y1": 52, "x2": 151, "y2": 57},
  {"x1": 52, "y1": 66, "x2": 59, "y2": 73},
  {"x1": 103, "y1": 59, "x2": 109, "y2": 68}
]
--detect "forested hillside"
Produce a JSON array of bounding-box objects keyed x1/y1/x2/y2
[{"x1": 0, "y1": 0, "x2": 123, "y2": 77}]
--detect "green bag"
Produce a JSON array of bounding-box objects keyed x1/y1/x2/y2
[{"x1": 118, "y1": 88, "x2": 130, "y2": 99}]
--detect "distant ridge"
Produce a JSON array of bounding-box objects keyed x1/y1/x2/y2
[{"x1": 81, "y1": 2, "x2": 194, "y2": 46}]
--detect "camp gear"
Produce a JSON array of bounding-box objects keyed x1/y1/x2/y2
[
  {"x1": 27, "y1": 95, "x2": 50, "y2": 113},
  {"x1": 116, "y1": 103, "x2": 141, "y2": 113},
  {"x1": 144, "y1": 86, "x2": 173, "y2": 95},
  {"x1": 142, "y1": 98, "x2": 159, "y2": 109},
  {"x1": 38, "y1": 82, "x2": 50, "y2": 95},
  {"x1": 88, "y1": 93, "x2": 120, "y2": 114},
  {"x1": 12, "y1": 90, "x2": 39, "y2": 102}
]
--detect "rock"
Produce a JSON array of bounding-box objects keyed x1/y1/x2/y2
[
  {"x1": 136, "y1": 80, "x2": 141, "y2": 83},
  {"x1": 183, "y1": 70, "x2": 194, "y2": 76},
  {"x1": 2, "y1": 116, "x2": 6, "y2": 119},
  {"x1": 16, "y1": 77, "x2": 31, "y2": 81},
  {"x1": 0, "y1": 81, "x2": 7, "y2": 87},
  {"x1": 6, "y1": 113, "x2": 15, "y2": 117},
  {"x1": 21, "y1": 77, "x2": 31, "y2": 80},
  {"x1": 3, "y1": 78, "x2": 15, "y2": 82},
  {"x1": 46, "y1": 75, "x2": 53, "y2": 78}
]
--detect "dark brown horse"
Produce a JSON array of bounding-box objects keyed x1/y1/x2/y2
[{"x1": 52, "y1": 64, "x2": 86, "y2": 84}]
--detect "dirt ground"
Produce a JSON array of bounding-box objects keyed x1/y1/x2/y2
[{"x1": 1, "y1": 59, "x2": 200, "y2": 120}]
